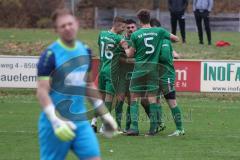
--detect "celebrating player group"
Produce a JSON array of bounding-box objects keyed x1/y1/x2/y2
[
  {"x1": 36, "y1": 7, "x2": 185, "y2": 160},
  {"x1": 92, "y1": 9, "x2": 185, "y2": 137}
]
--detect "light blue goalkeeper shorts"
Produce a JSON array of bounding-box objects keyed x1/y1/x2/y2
[{"x1": 38, "y1": 113, "x2": 100, "y2": 160}]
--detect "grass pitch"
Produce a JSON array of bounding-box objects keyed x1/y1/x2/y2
[
  {"x1": 0, "y1": 90, "x2": 240, "y2": 160},
  {"x1": 0, "y1": 29, "x2": 239, "y2": 60},
  {"x1": 0, "y1": 29, "x2": 240, "y2": 159}
]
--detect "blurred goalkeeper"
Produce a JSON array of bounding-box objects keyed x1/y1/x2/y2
[{"x1": 36, "y1": 8, "x2": 117, "y2": 160}]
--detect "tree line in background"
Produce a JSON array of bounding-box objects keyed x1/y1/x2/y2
[
  {"x1": 0, "y1": 0, "x2": 239, "y2": 28},
  {"x1": 0, "y1": 0, "x2": 64, "y2": 28}
]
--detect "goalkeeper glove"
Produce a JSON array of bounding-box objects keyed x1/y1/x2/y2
[
  {"x1": 44, "y1": 104, "x2": 76, "y2": 142},
  {"x1": 100, "y1": 112, "x2": 118, "y2": 138},
  {"x1": 93, "y1": 99, "x2": 118, "y2": 137}
]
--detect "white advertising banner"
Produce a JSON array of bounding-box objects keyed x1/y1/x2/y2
[
  {"x1": 0, "y1": 56, "x2": 38, "y2": 88},
  {"x1": 1, "y1": 56, "x2": 240, "y2": 93},
  {"x1": 201, "y1": 61, "x2": 240, "y2": 93}
]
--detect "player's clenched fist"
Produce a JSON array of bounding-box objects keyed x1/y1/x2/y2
[
  {"x1": 44, "y1": 104, "x2": 77, "y2": 141},
  {"x1": 52, "y1": 118, "x2": 76, "y2": 141},
  {"x1": 120, "y1": 40, "x2": 129, "y2": 49}
]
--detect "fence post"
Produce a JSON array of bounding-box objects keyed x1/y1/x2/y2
[
  {"x1": 156, "y1": 8, "x2": 160, "y2": 20},
  {"x1": 239, "y1": 12, "x2": 240, "y2": 32},
  {"x1": 114, "y1": 7, "x2": 117, "y2": 17},
  {"x1": 94, "y1": 7, "x2": 98, "y2": 29},
  {"x1": 71, "y1": 0, "x2": 75, "y2": 15}
]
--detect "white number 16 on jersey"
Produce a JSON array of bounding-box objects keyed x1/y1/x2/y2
[{"x1": 100, "y1": 42, "x2": 114, "y2": 59}]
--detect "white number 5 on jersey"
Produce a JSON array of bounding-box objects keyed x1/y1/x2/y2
[{"x1": 144, "y1": 37, "x2": 155, "y2": 54}]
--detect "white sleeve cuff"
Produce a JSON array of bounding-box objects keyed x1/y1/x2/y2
[{"x1": 43, "y1": 104, "x2": 58, "y2": 122}]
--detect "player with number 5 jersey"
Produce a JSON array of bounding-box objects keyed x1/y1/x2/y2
[
  {"x1": 122, "y1": 9, "x2": 179, "y2": 136},
  {"x1": 129, "y1": 26, "x2": 172, "y2": 93}
]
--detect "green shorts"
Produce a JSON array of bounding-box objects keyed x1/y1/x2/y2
[
  {"x1": 98, "y1": 72, "x2": 115, "y2": 95},
  {"x1": 115, "y1": 62, "x2": 133, "y2": 94},
  {"x1": 159, "y1": 77, "x2": 176, "y2": 96},
  {"x1": 129, "y1": 70, "x2": 159, "y2": 94},
  {"x1": 115, "y1": 74, "x2": 130, "y2": 94}
]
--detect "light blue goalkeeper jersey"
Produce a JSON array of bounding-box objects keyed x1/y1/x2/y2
[
  {"x1": 37, "y1": 39, "x2": 100, "y2": 160},
  {"x1": 38, "y1": 39, "x2": 92, "y2": 127}
]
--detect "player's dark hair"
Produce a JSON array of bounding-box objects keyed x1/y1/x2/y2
[
  {"x1": 125, "y1": 19, "x2": 136, "y2": 24},
  {"x1": 113, "y1": 16, "x2": 126, "y2": 25},
  {"x1": 150, "y1": 18, "x2": 161, "y2": 27},
  {"x1": 137, "y1": 9, "x2": 151, "y2": 24},
  {"x1": 51, "y1": 8, "x2": 74, "y2": 24}
]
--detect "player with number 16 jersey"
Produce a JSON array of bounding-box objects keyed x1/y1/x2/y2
[
  {"x1": 91, "y1": 17, "x2": 126, "y2": 133},
  {"x1": 98, "y1": 30, "x2": 123, "y2": 95}
]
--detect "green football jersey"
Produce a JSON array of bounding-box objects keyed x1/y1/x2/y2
[
  {"x1": 159, "y1": 39, "x2": 175, "y2": 83},
  {"x1": 131, "y1": 27, "x2": 170, "y2": 64},
  {"x1": 119, "y1": 34, "x2": 134, "y2": 59},
  {"x1": 118, "y1": 35, "x2": 135, "y2": 81},
  {"x1": 98, "y1": 30, "x2": 123, "y2": 74},
  {"x1": 123, "y1": 34, "x2": 133, "y2": 47}
]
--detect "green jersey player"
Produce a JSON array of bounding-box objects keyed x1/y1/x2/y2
[
  {"x1": 122, "y1": 9, "x2": 179, "y2": 136},
  {"x1": 113, "y1": 19, "x2": 137, "y2": 131},
  {"x1": 150, "y1": 18, "x2": 185, "y2": 136},
  {"x1": 91, "y1": 17, "x2": 126, "y2": 133},
  {"x1": 118, "y1": 19, "x2": 165, "y2": 133}
]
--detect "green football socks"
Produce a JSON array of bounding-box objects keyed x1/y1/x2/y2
[
  {"x1": 115, "y1": 100, "x2": 124, "y2": 129},
  {"x1": 149, "y1": 103, "x2": 160, "y2": 132},
  {"x1": 157, "y1": 105, "x2": 163, "y2": 125},
  {"x1": 125, "y1": 105, "x2": 131, "y2": 130},
  {"x1": 171, "y1": 106, "x2": 183, "y2": 130},
  {"x1": 130, "y1": 101, "x2": 139, "y2": 131}
]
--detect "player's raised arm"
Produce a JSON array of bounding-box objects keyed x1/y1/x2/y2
[{"x1": 150, "y1": 18, "x2": 179, "y2": 43}]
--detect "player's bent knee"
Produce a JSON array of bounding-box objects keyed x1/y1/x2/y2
[
  {"x1": 117, "y1": 94, "x2": 125, "y2": 101},
  {"x1": 141, "y1": 98, "x2": 148, "y2": 107},
  {"x1": 167, "y1": 100, "x2": 177, "y2": 108},
  {"x1": 105, "y1": 94, "x2": 113, "y2": 102},
  {"x1": 156, "y1": 98, "x2": 161, "y2": 104},
  {"x1": 164, "y1": 91, "x2": 176, "y2": 100},
  {"x1": 130, "y1": 93, "x2": 139, "y2": 101},
  {"x1": 147, "y1": 97, "x2": 157, "y2": 104}
]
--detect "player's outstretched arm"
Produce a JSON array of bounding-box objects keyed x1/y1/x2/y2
[
  {"x1": 170, "y1": 34, "x2": 180, "y2": 42},
  {"x1": 86, "y1": 74, "x2": 118, "y2": 137},
  {"x1": 36, "y1": 79, "x2": 76, "y2": 141}
]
